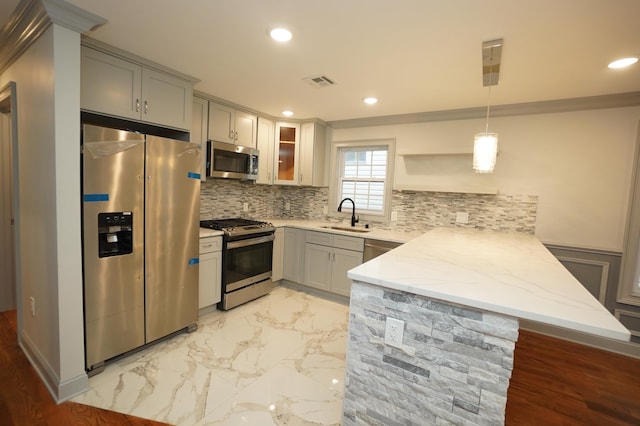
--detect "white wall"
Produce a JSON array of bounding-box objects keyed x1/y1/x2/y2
[
  {"x1": 0, "y1": 24, "x2": 86, "y2": 400},
  {"x1": 333, "y1": 107, "x2": 640, "y2": 251}
]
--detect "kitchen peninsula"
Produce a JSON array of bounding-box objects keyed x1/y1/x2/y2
[{"x1": 343, "y1": 227, "x2": 630, "y2": 425}]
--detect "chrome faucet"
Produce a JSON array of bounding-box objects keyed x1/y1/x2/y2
[{"x1": 338, "y1": 197, "x2": 359, "y2": 227}]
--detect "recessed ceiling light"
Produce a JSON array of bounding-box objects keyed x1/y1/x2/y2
[
  {"x1": 270, "y1": 28, "x2": 292, "y2": 42},
  {"x1": 282, "y1": 110, "x2": 294, "y2": 117},
  {"x1": 363, "y1": 97, "x2": 378, "y2": 105},
  {"x1": 608, "y1": 57, "x2": 638, "y2": 69}
]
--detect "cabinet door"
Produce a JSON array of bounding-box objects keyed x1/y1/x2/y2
[
  {"x1": 304, "y1": 244, "x2": 332, "y2": 291},
  {"x1": 81, "y1": 46, "x2": 142, "y2": 121},
  {"x1": 235, "y1": 111, "x2": 258, "y2": 148},
  {"x1": 198, "y1": 251, "x2": 216, "y2": 308},
  {"x1": 331, "y1": 248, "x2": 363, "y2": 297},
  {"x1": 256, "y1": 117, "x2": 275, "y2": 184},
  {"x1": 274, "y1": 122, "x2": 300, "y2": 185},
  {"x1": 198, "y1": 249, "x2": 222, "y2": 309},
  {"x1": 299, "y1": 122, "x2": 314, "y2": 186},
  {"x1": 300, "y1": 121, "x2": 327, "y2": 187},
  {"x1": 283, "y1": 228, "x2": 304, "y2": 282},
  {"x1": 141, "y1": 68, "x2": 192, "y2": 130},
  {"x1": 272, "y1": 228, "x2": 284, "y2": 281},
  {"x1": 191, "y1": 97, "x2": 209, "y2": 182},
  {"x1": 208, "y1": 102, "x2": 235, "y2": 144}
]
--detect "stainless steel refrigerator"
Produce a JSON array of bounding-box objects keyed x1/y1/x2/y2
[{"x1": 82, "y1": 123, "x2": 201, "y2": 373}]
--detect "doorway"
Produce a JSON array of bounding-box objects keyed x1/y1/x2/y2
[{"x1": 0, "y1": 82, "x2": 18, "y2": 319}]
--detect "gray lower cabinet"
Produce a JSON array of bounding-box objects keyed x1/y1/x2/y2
[
  {"x1": 304, "y1": 243, "x2": 332, "y2": 291},
  {"x1": 81, "y1": 46, "x2": 193, "y2": 130},
  {"x1": 283, "y1": 228, "x2": 306, "y2": 283},
  {"x1": 304, "y1": 231, "x2": 364, "y2": 296},
  {"x1": 272, "y1": 228, "x2": 284, "y2": 282}
]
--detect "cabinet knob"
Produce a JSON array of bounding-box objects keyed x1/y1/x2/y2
[
  {"x1": 235, "y1": 131, "x2": 239, "y2": 141},
  {"x1": 229, "y1": 130, "x2": 234, "y2": 140},
  {"x1": 135, "y1": 99, "x2": 140, "y2": 112},
  {"x1": 144, "y1": 101, "x2": 149, "y2": 114}
]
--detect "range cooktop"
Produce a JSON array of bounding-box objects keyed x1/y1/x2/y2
[{"x1": 200, "y1": 218, "x2": 275, "y2": 237}]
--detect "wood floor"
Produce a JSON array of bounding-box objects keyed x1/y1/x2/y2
[
  {"x1": 506, "y1": 329, "x2": 640, "y2": 425},
  {"x1": 1, "y1": 309, "x2": 639, "y2": 425},
  {"x1": 0, "y1": 310, "x2": 168, "y2": 425}
]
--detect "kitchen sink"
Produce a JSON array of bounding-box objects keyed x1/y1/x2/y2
[{"x1": 320, "y1": 225, "x2": 371, "y2": 233}]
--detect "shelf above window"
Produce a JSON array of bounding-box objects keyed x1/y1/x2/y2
[
  {"x1": 398, "y1": 150, "x2": 499, "y2": 157},
  {"x1": 394, "y1": 184, "x2": 498, "y2": 195},
  {"x1": 397, "y1": 150, "x2": 473, "y2": 157}
]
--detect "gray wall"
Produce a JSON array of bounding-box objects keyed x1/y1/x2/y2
[{"x1": 0, "y1": 24, "x2": 87, "y2": 400}]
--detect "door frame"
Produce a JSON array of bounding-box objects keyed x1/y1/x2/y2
[
  {"x1": 0, "y1": 81, "x2": 20, "y2": 336},
  {"x1": 619, "y1": 121, "x2": 640, "y2": 306}
]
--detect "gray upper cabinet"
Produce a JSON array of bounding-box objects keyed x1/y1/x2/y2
[
  {"x1": 208, "y1": 101, "x2": 257, "y2": 148},
  {"x1": 300, "y1": 121, "x2": 327, "y2": 187},
  {"x1": 256, "y1": 117, "x2": 275, "y2": 184},
  {"x1": 81, "y1": 46, "x2": 193, "y2": 131},
  {"x1": 207, "y1": 102, "x2": 235, "y2": 144},
  {"x1": 191, "y1": 96, "x2": 209, "y2": 182}
]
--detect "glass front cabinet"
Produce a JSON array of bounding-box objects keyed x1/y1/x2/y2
[{"x1": 274, "y1": 122, "x2": 300, "y2": 185}]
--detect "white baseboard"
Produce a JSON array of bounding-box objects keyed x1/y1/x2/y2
[{"x1": 20, "y1": 330, "x2": 89, "y2": 403}]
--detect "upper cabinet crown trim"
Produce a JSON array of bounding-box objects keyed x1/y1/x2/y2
[
  {"x1": 42, "y1": 0, "x2": 107, "y2": 33},
  {"x1": 0, "y1": 0, "x2": 106, "y2": 74},
  {"x1": 81, "y1": 35, "x2": 199, "y2": 84}
]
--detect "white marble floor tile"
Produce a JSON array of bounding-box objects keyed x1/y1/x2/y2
[
  {"x1": 72, "y1": 286, "x2": 349, "y2": 426},
  {"x1": 197, "y1": 364, "x2": 343, "y2": 426}
]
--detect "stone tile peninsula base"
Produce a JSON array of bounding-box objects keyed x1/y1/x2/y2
[{"x1": 343, "y1": 281, "x2": 519, "y2": 425}]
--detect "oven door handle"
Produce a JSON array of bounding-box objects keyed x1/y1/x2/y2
[{"x1": 226, "y1": 234, "x2": 275, "y2": 249}]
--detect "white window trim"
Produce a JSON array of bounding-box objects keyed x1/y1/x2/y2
[{"x1": 328, "y1": 138, "x2": 396, "y2": 223}]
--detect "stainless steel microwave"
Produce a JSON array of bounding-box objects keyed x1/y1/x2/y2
[{"x1": 206, "y1": 141, "x2": 258, "y2": 180}]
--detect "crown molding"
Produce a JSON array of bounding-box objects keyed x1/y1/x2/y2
[
  {"x1": 82, "y1": 36, "x2": 200, "y2": 84},
  {"x1": 0, "y1": 0, "x2": 106, "y2": 74},
  {"x1": 41, "y1": 0, "x2": 106, "y2": 33},
  {"x1": 328, "y1": 92, "x2": 640, "y2": 129}
]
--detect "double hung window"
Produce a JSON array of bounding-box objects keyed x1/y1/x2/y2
[{"x1": 331, "y1": 140, "x2": 395, "y2": 220}]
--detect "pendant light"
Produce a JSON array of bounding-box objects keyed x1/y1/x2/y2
[{"x1": 473, "y1": 39, "x2": 502, "y2": 173}]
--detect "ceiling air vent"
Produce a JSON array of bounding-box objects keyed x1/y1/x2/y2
[{"x1": 303, "y1": 75, "x2": 335, "y2": 88}]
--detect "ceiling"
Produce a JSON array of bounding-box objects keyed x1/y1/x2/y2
[{"x1": 2, "y1": 0, "x2": 640, "y2": 122}]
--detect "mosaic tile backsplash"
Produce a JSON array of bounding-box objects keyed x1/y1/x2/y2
[{"x1": 200, "y1": 180, "x2": 538, "y2": 234}]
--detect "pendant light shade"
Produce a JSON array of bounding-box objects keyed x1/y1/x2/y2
[
  {"x1": 473, "y1": 133, "x2": 498, "y2": 173},
  {"x1": 473, "y1": 39, "x2": 502, "y2": 174}
]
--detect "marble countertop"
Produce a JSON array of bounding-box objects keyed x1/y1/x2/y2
[
  {"x1": 201, "y1": 220, "x2": 419, "y2": 243},
  {"x1": 199, "y1": 228, "x2": 223, "y2": 238},
  {"x1": 266, "y1": 219, "x2": 422, "y2": 243},
  {"x1": 348, "y1": 227, "x2": 630, "y2": 341}
]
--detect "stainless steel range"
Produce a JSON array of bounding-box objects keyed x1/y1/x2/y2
[{"x1": 200, "y1": 218, "x2": 275, "y2": 310}]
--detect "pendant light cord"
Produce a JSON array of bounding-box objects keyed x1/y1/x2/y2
[
  {"x1": 485, "y1": 85, "x2": 492, "y2": 135},
  {"x1": 484, "y1": 48, "x2": 494, "y2": 135}
]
